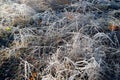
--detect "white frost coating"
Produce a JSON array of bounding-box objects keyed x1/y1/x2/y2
[{"x1": 0, "y1": 3, "x2": 36, "y2": 26}]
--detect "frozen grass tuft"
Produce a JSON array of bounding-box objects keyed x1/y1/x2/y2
[{"x1": 0, "y1": 0, "x2": 120, "y2": 80}]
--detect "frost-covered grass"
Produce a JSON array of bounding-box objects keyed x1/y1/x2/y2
[{"x1": 0, "y1": 0, "x2": 120, "y2": 80}]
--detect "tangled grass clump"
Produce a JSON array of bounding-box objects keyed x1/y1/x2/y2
[{"x1": 0, "y1": 0, "x2": 120, "y2": 80}]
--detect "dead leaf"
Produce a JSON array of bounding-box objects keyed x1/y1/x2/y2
[{"x1": 108, "y1": 24, "x2": 119, "y2": 31}]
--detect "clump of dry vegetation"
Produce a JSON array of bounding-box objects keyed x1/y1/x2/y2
[{"x1": 0, "y1": 0, "x2": 120, "y2": 80}]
